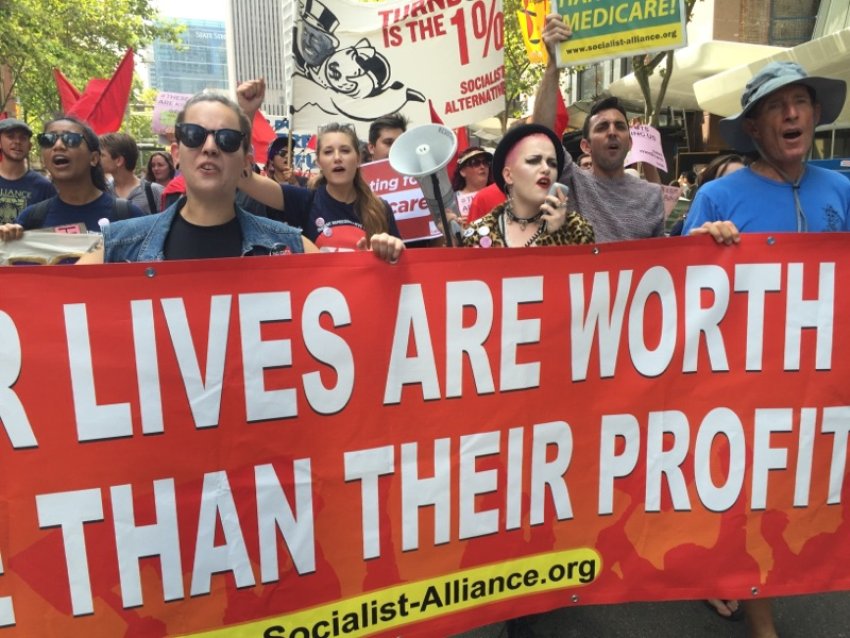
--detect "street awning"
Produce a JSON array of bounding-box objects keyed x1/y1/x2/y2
[
  {"x1": 607, "y1": 40, "x2": 784, "y2": 111},
  {"x1": 694, "y1": 28, "x2": 850, "y2": 125}
]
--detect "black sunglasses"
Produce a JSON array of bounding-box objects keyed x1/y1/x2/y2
[
  {"x1": 463, "y1": 156, "x2": 491, "y2": 169},
  {"x1": 37, "y1": 131, "x2": 86, "y2": 149},
  {"x1": 175, "y1": 123, "x2": 245, "y2": 153}
]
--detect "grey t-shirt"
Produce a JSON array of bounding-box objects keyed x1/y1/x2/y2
[
  {"x1": 560, "y1": 153, "x2": 664, "y2": 243},
  {"x1": 126, "y1": 179, "x2": 164, "y2": 214}
]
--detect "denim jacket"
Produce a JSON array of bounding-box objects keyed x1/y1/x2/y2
[{"x1": 103, "y1": 199, "x2": 304, "y2": 262}]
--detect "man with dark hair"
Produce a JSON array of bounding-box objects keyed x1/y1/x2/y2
[
  {"x1": 577, "y1": 152, "x2": 592, "y2": 170},
  {"x1": 0, "y1": 118, "x2": 56, "y2": 224},
  {"x1": 367, "y1": 112, "x2": 409, "y2": 160},
  {"x1": 532, "y1": 16, "x2": 664, "y2": 242},
  {"x1": 100, "y1": 132, "x2": 163, "y2": 213}
]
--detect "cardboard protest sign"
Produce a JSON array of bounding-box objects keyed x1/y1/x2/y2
[
  {"x1": 554, "y1": 0, "x2": 687, "y2": 67},
  {"x1": 360, "y1": 159, "x2": 443, "y2": 243},
  {"x1": 2, "y1": 235, "x2": 850, "y2": 636},
  {"x1": 0, "y1": 228, "x2": 99, "y2": 265},
  {"x1": 661, "y1": 184, "x2": 683, "y2": 218},
  {"x1": 152, "y1": 92, "x2": 192, "y2": 135},
  {"x1": 624, "y1": 124, "x2": 668, "y2": 171}
]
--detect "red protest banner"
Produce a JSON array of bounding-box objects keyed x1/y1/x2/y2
[{"x1": 0, "y1": 234, "x2": 849, "y2": 637}]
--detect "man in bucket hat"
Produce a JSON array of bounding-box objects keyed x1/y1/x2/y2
[
  {"x1": 684, "y1": 61, "x2": 849, "y2": 638},
  {"x1": 684, "y1": 61, "x2": 850, "y2": 239}
]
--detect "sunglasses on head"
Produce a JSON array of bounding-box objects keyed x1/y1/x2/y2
[
  {"x1": 463, "y1": 156, "x2": 490, "y2": 169},
  {"x1": 175, "y1": 123, "x2": 245, "y2": 153},
  {"x1": 37, "y1": 131, "x2": 86, "y2": 149}
]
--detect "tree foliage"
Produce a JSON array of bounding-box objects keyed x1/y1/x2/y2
[
  {"x1": 123, "y1": 86, "x2": 160, "y2": 146},
  {"x1": 503, "y1": 0, "x2": 545, "y2": 124},
  {"x1": 630, "y1": 0, "x2": 699, "y2": 126},
  {"x1": 0, "y1": 0, "x2": 181, "y2": 127}
]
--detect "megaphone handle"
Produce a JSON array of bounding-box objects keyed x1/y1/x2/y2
[{"x1": 430, "y1": 173, "x2": 455, "y2": 248}]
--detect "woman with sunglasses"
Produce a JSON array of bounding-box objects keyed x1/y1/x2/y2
[
  {"x1": 451, "y1": 146, "x2": 494, "y2": 224},
  {"x1": 235, "y1": 79, "x2": 404, "y2": 260},
  {"x1": 145, "y1": 151, "x2": 176, "y2": 188},
  {"x1": 0, "y1": 115, "x2": 146, "y2": 242},
  {"x1": 77, "y1": 92, "x2": 319, "y2": 263}
]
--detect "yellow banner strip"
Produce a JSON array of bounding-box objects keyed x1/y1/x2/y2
[{"x1": 183, "y1": 548, "x2": 601, "y2": 638}]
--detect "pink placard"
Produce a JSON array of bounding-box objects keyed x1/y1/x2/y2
[{"x1": 624, "y1": 124, "x2": 667, "y2": 172}]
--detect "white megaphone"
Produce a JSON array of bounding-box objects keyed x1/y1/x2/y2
[{"x1": 389, "y1": 124, "x2": 458, "y2": 246}]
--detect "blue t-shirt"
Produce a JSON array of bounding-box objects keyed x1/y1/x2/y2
[
  {"x1": 17, "y1": 192, "x2": 145, "y2": 232},
  {"x1": 0, "y1": 171, "x2": 56, "y2": 224},
  {"x1": 271, "y1": 184, "x2": 400, "y2": 250},
  {"x1": 683, "y1": 165, "x2": 850, "y2": 234}
]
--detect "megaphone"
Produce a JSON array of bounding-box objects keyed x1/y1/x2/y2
[{"x1": 389, "y1": 124, "x2": 458, "y2": 246}]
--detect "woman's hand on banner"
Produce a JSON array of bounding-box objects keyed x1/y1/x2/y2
[{"x1": 358, "y1": 233, "x2": 405, "y2": 264}]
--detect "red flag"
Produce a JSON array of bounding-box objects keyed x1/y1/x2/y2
[
  {"x1": 553, "y1": 89, "x2": 570, "y2": 139},
  {"x1": 54, "y1": 49, "x2": 134, "y2": 134},
  {"x1": 428, "y1": 99, "x2": 443, "y2": 126},
  {"x1": 67, "y1": 79, "x2": 110, "y2": 123},
  {"x1": 251, "y1": 111, "x2": 276, "y2": 160},
  {"x1": 52, "y1": 69, "x2": 81, "y2": 113}
]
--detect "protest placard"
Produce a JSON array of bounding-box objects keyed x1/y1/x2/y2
[
  {"x1": 624, "y1": 124, "x2": 668, "y2": 171},
  {"x1": 360, "y1": 159, "x2": 443, "y2": 243},
  {"x1": 291, "y1": 0, "x2": 505, "y2": 138},
  {"x1": 661, "y1": 184, "x2": 683, "y2": 218},
  {"x1": 554, "y1": 0, "x2": 687, "y2": 67},
  {"x1": 152, "y1": 92, "x2": 192, "y2": 134},
  {"x1": 0, "y1": 228, "x2": 99, "y2": 265}
]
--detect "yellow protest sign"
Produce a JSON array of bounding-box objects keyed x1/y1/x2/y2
[{"x1": 554, "y1": 0, "x2": 687, "y2": 67}]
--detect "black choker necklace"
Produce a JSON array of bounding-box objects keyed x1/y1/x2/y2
[{"x1": 504, "y1": 201, "x2": 543, "y2": 230}]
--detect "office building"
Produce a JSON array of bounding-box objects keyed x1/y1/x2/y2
[
  {"x1": 149, "y1": 19, "x2": 229, "y2": 94},
  {"x1": 227, "y1": 0, "x2": 296, "y2": 122}
]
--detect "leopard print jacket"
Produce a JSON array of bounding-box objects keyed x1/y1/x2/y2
[{"x1": 461, "y1": 202, "x2": 595, "y2": 248}]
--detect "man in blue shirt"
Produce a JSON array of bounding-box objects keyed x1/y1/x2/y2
[
  {"x1": 684, "y1": 61, "x2": 849, "y2": 240},
  {"x1": 684, "y1": 61, "x2": 848, "y2": 638}
]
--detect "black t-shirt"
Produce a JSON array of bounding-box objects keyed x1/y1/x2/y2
[{"x1": 163, "y1": 213, "x2": 243, "y2": 260}]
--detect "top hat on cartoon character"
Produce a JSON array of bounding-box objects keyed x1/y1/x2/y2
[{"x1": 296, "y1": 0, "x2": 341, "y2": 68}]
